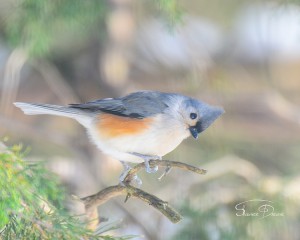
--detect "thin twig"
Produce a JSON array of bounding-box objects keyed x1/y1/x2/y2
[
  {"x1": 82, "y1": 184, "x2": 181, "y2": 225},
  {"x1": 123, "y1": 159, "x2": 207, "y2": 183},
  {"x1": 80, "y1": 160, "x2": 207, "y2": 229}
]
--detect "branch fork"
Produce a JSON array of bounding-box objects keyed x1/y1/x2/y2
[{"x1": 80, "y1": 160, "x2": 207, "y2": 230}]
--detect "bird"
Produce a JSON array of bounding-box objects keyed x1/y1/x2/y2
[{"x1": 14, "y1": 90, "x2": 224, "y2": 183}]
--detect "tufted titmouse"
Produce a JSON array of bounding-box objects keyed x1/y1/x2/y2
[{"x1": 14, "y1": 91, "x2": 224, "y2": 180}]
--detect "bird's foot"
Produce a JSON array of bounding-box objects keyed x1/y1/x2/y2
[
  {"x1": 119, "y1": 161, "x2": 142, "y2": 186},
  {"x1": 130, "y1": 153, "x2": 161, "y2": 173}
]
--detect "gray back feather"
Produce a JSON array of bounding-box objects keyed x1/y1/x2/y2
[{"x1": 69, "y1": 91, "x2": 171, "y2": 118}]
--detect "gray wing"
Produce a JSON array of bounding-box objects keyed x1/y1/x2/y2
[{"x1": 69, "y1": 91, "x2": 170, "y2": 119}]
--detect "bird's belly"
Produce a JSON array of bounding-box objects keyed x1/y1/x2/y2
[
  {"x1": 106, "y1": 129, "x2": 185, "y2": 156},
  {"x1": 88, "y1": 115, "x2": 189, "y2": 163}
]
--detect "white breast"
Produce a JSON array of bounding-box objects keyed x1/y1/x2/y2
[{"x1": 87, "y1": 114, "x2": 190, "y2": 163}]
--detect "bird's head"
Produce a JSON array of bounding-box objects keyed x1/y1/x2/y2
[{"x1": 179, "y1": 97, "x2": 224, "y2": 139}]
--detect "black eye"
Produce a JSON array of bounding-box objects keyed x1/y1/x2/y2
[{"x1": 190, "y1": 113, "x2": 197, "y2": 120}]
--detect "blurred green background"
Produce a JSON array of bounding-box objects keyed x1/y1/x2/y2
[{"x1": 1, "y1": 0, "x2": 300, "y2": 239}]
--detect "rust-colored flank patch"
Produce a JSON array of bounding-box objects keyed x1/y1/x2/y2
[{"x1": 97, "y1": 113, "x2": 153, "y2": 137}]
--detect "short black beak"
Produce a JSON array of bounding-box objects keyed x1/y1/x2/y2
[
  {"x1": 189, "y1": 126, "x2": 199, "y2": 139},
  {"x1": 189, "y1": 106, "x2": 224, "y2": 140},
  {"x1": 189, "y1": 121, "x2": 202, "y2": 139}
]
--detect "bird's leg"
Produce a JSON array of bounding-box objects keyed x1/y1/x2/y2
[
  {"x1": 119, "y1": 161, "x2": 142, "y2": 186},
  {"x1": 119, "y1": 161, "x2": 131, "y2": 183},
  {"x1": 130, "y1": 152, "x2": 161, "y2": 173}
]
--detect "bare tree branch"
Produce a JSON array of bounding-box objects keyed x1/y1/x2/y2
[
  {"x1": 80, "y1": 160, "x2": 207, "y2": 230},
  {"x1": 123, "y1": 159, "x2": 207, "y2": 183}
]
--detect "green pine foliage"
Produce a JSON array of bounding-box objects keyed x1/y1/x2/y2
[
  {"x1": 3, "y1": 0, "x2": 181, "y2": 58},
  {"x1": 154, "y1": 0, "x2": 182, "y2": 26},
  {"x1": 4, "y1": 0, "x2": 107, "y2": 57},
  {"x1": 0, "y1": 143, "x2": 133, "y2": 239}
]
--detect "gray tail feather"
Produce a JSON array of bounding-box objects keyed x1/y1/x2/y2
[{"x1": 14, "y1": 102, "x2": 93, "y2": 127}]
